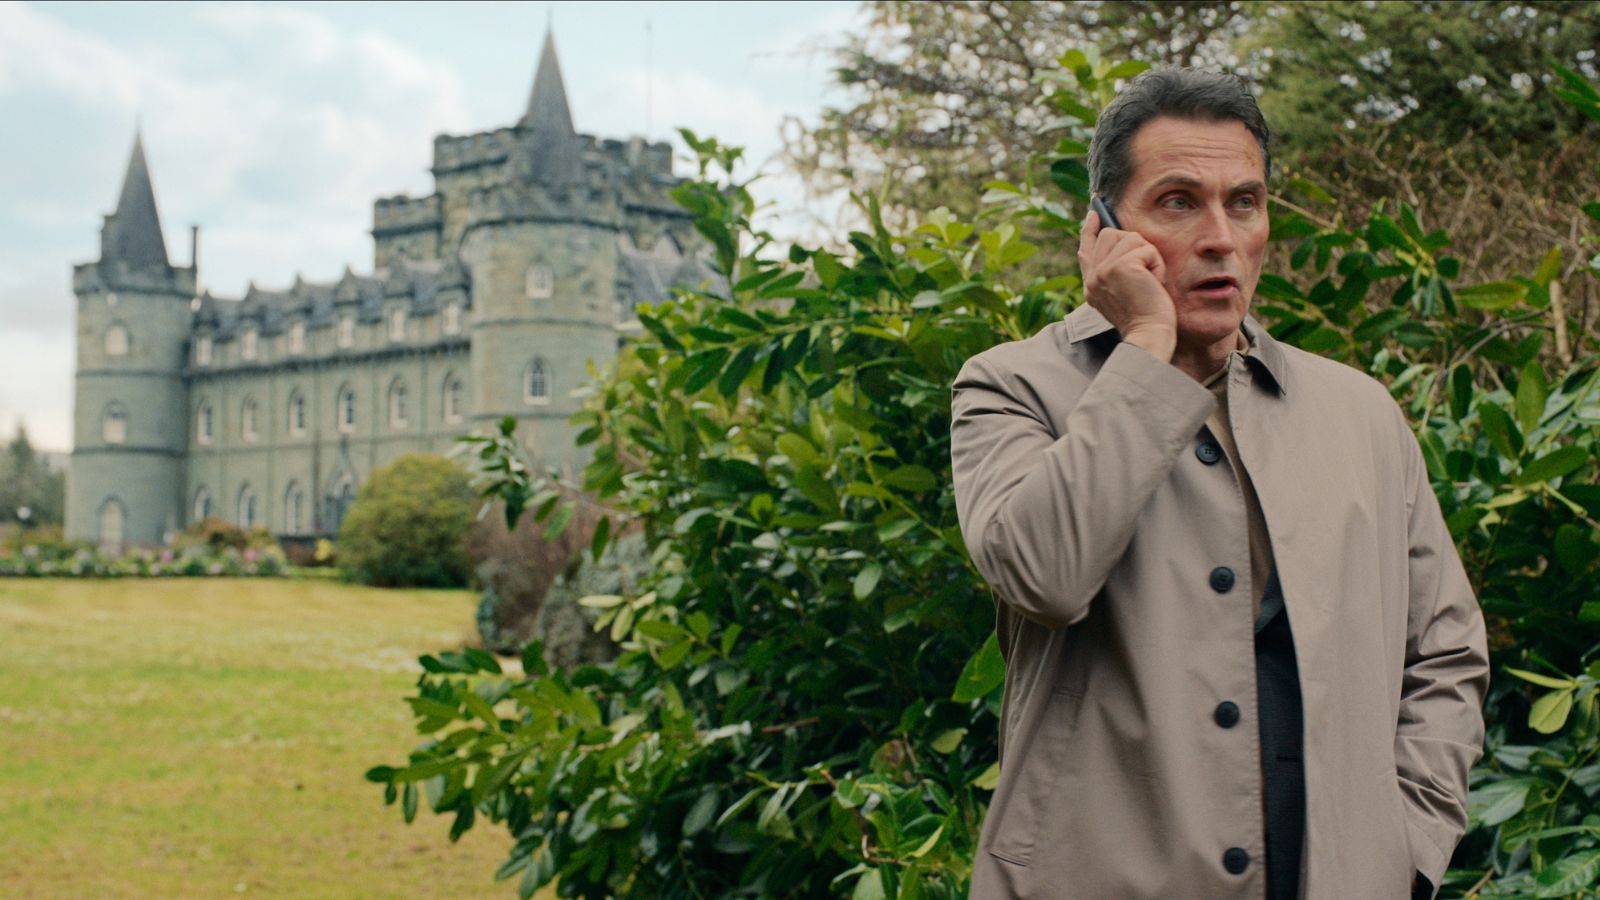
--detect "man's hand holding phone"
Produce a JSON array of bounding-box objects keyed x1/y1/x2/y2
[{"x1": 1077, "y1": 197, "x2": 1177, "y2": 363}]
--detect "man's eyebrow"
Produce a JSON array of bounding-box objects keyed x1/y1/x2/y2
[{"x1": 1146, "y1": 176, "x2": 1267, "y2": 195}]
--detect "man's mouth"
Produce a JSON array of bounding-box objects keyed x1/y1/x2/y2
[{"x1": 1191, "y1": 276, "x2": 1239, "y2": 294}]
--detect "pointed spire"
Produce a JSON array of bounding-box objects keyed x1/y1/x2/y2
[
  {"x1": 101, "y1": 130, "x2": 170, "y2": 268},
  {"x1": 522, "y1": 29, "x2": 575, "y2": 135},
  {"x1": 513, "y1": 29, "x2": 585, "y2": 188}
]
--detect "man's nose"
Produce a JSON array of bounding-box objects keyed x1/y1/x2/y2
[{"x1": 1194, "y1": 204, "x2": 1236, "y2": 257}]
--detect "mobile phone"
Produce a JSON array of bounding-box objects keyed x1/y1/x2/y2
[{"x1": 1091, "y1": 194, "x2": 1122, "y2": 230}]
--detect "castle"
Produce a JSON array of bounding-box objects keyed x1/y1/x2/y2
[{"x1": 66, "y1": 33, "x2": 710, "y2": 547}]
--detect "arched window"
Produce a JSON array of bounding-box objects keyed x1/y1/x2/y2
[
  {"x1": 195, "y1": 335, "x2": 213, "y2": 366},
  {"x1": 288, "y1": 321, "x2": 307, "y2": 354},
  {"x1": 241, "y1": 397, "x2": 258, "y2": 442},
  {"x1": 327, "y1": 473, "x2": 357, "y2": 533},
  {"x1": 242, "y1": 328, "x2": 258, "y2": 361},
  {"x1": 337, "y1": 315, "x2": 355, "y2": 348},
  {"x1": 105, "y1": 322, "x2": 130, "y2": 357},
  {"x1": 283, "y1": 482, "x2": 304, "y2": 534},
  {"x1": 238, "y1": 484, "x2": 258, "y2": 530},
  {"x1": 288, "y1": 391, "x2": 306, "y2": 437},
  {"x1": 525, "y1": 265, "x2": 553, "y2": 300},
  {"x1": 443, "y1": 374, "x2": 464, "y2": 423},
  {"x1": 337, "y1": 386, "x2": 356, "y2": 433},
  {"x1": 196, "y1": 402, "x2": 214, "y2": 445},
  {"x1": 523, "y1": 358, "x2": 549, "y2": 404},
  {"x1": 388, "y1": 379, "x2": 409, "y2": 428},
  {"x1": 388, "y1": 308, "x2": 407, "y2": 342},
  {"x1": 102, "y1": 403, "x2": 127, "y2": 444},
  {"x1": 443, "y1": 302, "x2": 462, "y2": 335},
  {"x1": 192, "y1": 487, "x2": 212, "y2": 523},
  {"x1": 99, "y1": 498, "x2": 125, "y2": 548}
]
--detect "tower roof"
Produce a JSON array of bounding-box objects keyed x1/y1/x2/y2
[
  {"x1": 513, "y1": 29, "x2": 585, "y2": 188},
  {"x1": 521, "y1": 29, "x2": 575, "y2": 135},
  {"x1": 101, "y1": 130, "x2": 170, "y2": 268}
]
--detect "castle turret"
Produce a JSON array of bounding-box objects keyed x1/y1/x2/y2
[
  {"x1": 461, "y1": 30, "x2": 621, "y2": 474},
  {"x1": 66, "y1": 130, "x2": 194, "y2": 548}
]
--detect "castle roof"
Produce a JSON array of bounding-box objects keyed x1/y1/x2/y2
[
  {"x1": 101, "y1": 131, "x2": 170, "y2": 268},
  {"x1": 513, "y1": 29, "x2": 585, "y2": 187},
  {"x1": 194, "y1": 260, "x2": 465, "y2": 340}
]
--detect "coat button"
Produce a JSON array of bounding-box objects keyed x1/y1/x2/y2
[
  {"x1": 1214, "y1": 701, "x2": 1240, "y2": 728},
  {"x1": 1223, "y1": 847, "x2": 1250, "y2": 874},
  {"x1": 1209, "y1": 566, "x2": 1235, "y2": 593},
  {"x1": 1195, "y1": 440, "x2": 1223, "y2": 465}
]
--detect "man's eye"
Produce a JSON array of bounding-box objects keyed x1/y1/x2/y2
[
  {"x1": 1161, "y1": 195, "x2": 1192, "y2": 209},
  {"x1": 1233, "y1": 195, "x2": 1260, "y2": 210}
]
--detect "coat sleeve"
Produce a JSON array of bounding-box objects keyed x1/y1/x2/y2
[
  {"x1": 949, "y1": 341, "x2": 1213, "y2": 629},
  {"x1": 1392, "y1": 405, "x2": 1490, "y2": 893}
]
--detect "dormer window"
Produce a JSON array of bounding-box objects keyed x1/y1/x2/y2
[
  {"x1": 443, "y1": 302, "x2": 461, "y2": 335},
  {"x1": 195, "y1": 335, "x2": 212, "y2": 366},
  {"x1": 523, "y1": 357, "x2": 550, "y2": 404},
  {"x1": 242, "y1": 328, "x2": 258, "y2": 361},
  {"x1": 288, "y1": 391, "x2": 306, "y2": 437},
  {"x1": 288, "y1": 321, "x2": 306, "y2": 354},
  {"x1": 337, "y1": 387, "x2": 356, "y2": 433},
  {"x1": 338, "y1": 316, "x2": 355, "y2": 348},
  {"x1": 525, "y1": 265, "x2": 553, "y2": 300},
  {"x1": 197, "y1": 402, "x2": 214, "y2": 445},
  {"x1": 389, "y1": 308, "x2": 407, "y2": 342}
]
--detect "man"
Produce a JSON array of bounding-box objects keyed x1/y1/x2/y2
[{"x1": 950, "y1": 68, "x2": 1488, "y2": 899}]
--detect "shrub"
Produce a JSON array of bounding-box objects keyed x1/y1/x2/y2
[
  {"x1": 337, "y1": 454, "x2": 476, "y2": 588},
  {"x1": 464, "y1": 498, "x2": 599, "y2": 654}
]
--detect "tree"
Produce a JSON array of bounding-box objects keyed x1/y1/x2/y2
[
  {"x1": 337, "y1": 454, "x2": 476, "y2": 588},
  {"x1": 0, "y1": 423, "x2": 65, "y2": 526}
]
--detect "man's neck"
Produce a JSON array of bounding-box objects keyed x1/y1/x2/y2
[{"x1": 1173, "y1": 329, "x2": 1249, "y2": 384}]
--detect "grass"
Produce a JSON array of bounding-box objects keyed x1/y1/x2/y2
[{"x1": 0, "y1": 577, "x2": 532, "y2": 899}]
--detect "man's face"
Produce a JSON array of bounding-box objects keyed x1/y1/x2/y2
[{"x1": 1115, "y1": 116, "x2": 1269, "y2": 348}]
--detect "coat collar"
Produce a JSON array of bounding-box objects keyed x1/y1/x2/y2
[{"x1": 1063, "y1": 302, "x2": 1289, "y2": 396}]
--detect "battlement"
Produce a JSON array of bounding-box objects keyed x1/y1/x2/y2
[
  {"x1": 597, "y1": 137, "x2": 675, "y2": 178},
  {"x1": 74, "y1": 260, "x2": 197, "y2": 297},
  {"x1": 373, "y1": 193, "x2": 442, "y2": 236},
  {"x1": 432, "y1": 128, "x2": 516, "y2": 175}
]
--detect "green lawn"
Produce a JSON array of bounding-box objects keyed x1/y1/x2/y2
[{"x1": 0, "y1": 577, "x2": 524, "y2": 899}]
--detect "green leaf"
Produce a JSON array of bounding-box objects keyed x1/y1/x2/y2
[
  {"x1": 930, "y1": 728, "x2": 967, "y2": 754},
  {"x1": 590, "y1": 514, "x2": 611, "y2": 562},
  {"x1": 1478, "y1": 402, "x2": 1524, "y2": 460},
  {"x1": 1515, "y1": 360, "x2": 1548, "y2": 434},
  {"x1": 1469, "y1": 778, "x2": 1532, "y2": 827},
  {"x1": 1103, "y1": 59, "x2": 1150, "y2": 80},
  {"x1": 1515, "y1": 445, "x2": 1588, "y2": 486},
  {"x1": 853, "y1": 563, "x2": 883, "y2": 601},
  {"x1": 1530, "y1": 688, "x2": 1574, "y2": 734},
  {"x1": 1534, "y1": 246, "x2": 1563, "y2": 288},
  {"x1": 1583, "y1": 202, "x2": 1600, "y2": 225},
  {"x1": 1505, "y1": 667, "x2": 1578, "y2": 690},
  {"x1": 1048, "y1": 158, "x2": 1089, "y2": 200},
  {"x1": 683, "y1": 790, "x2": 719, "y2": 837},
  {"x1": 1449, "y1": 364, "x2": 1474, "y2": 421},
  {"x1": 952, "y1": 632, "x2": 1005, "y2": 703},
  {"x1": 883, "y1": 465, "x2": 938, "y2": 492},
  {"x1": 969, "y1": 761, "x2": 1001, "y2": 790},
  {"x1": 777, "y1": 433, "x2": 821, "y2": 467},
  {"x1": 1456, "y1": 280, "x2": 1528, "y2": 310},
  {"x1": 1533, "y1": 848, "x2": 1600, "y2": 897}
]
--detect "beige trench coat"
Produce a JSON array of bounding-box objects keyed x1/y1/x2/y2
[{"x1": 950, "y1": 305, "x2": 1489, "y2": 899}]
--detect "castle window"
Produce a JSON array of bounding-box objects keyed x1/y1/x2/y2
[
  {"x1": 525, "y1": 265, "x2": 553, "y2": 300},
  {"x1": 242, "y1": 328, "x2": 258, "y2": 361},
  {"x1": 443, "y1": 374, "x2": 464, "y2": 423},
  {"x1": 389, "y1": 308, "x2": 407, "y2": 342},
  {"x1": 192, "y1": 487, "x2": 212, "y2": 523},
  {"x1": 102, "y1": 404, "x2": 128, "y2": 444},
  {"x1": 389, "y1": 380, "x2": 409, "y2": 428},
  {"x1": 289, "y1": 321, "x2": 306, "y2": 354},
  {"x1": 238, "y1": 485, "x2": 258, "y2": 530},
  {"x1": 195, "y1": 335, "x2": 212, "y2": 366},
  {"x1": 105, "y1": 323, "x2": 130, "y2": 357},
  {"x1": 99, "y1": 498, "x2": 126, "y2": 548},
  {"x1": 288, "y1": 391, "x2": 306, "y2": 437},
  {"x1": 338, "y1": 316, "x2": 355, "y2": 348},
  {"x1": 523, "y1": 358, "x2": 550, "y2": 404},
  {"x1": 284, "y1": 482, "x2": 304, "y2": 534},
  {"x1": 443, "y1": 302, "x2": 461, "y2": 335},
  {"x1": 338, "y1": 387, "x2": 356, "y2": 433},
  {"x1": 197, "y1": 402, "x2": 214, "y2": 445},
  {"x1": 241, "y1": 398, "x2": 259, "y2": 442}
]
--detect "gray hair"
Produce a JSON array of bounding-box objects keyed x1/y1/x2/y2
[{"x1": 1088, "y1": 68, "x2": 1271, "y2": 209}]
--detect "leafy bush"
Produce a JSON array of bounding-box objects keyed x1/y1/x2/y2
[
  {"x1": 337, "y1": 454, "x2": 476, "y2": 588},
  {"x1": 465, "y1": 497, "x2": 600, "y2": 654},
  {"x1": 369, "y1": 59, "x2": 1600, "y2": 898}
]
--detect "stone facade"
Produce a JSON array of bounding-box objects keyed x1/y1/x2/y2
[{"x1": 66, "y1": 33, "x2": 710, "y2": 547}]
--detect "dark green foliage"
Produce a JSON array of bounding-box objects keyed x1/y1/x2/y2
[
  {"x1": 0, "y1": 423, "x2": 64, "y2": 527},
  {"x1": 369, "y1": 57, "x2": 1600, "y2": 899},
  {"x1": 337, "y1": 454, "x2": 476, "y2": 588}
]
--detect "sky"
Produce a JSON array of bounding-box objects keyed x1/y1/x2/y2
[{"x1": 0, "y1": 0, "x2": 863, "y2": 451}]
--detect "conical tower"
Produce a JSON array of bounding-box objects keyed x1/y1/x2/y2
[
  {"x1": 509, "y1": 29, "x2": 586, "y2": 188},
  {"x1": 66, "y1": 130, "x2": 195, "y2": 548}
]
